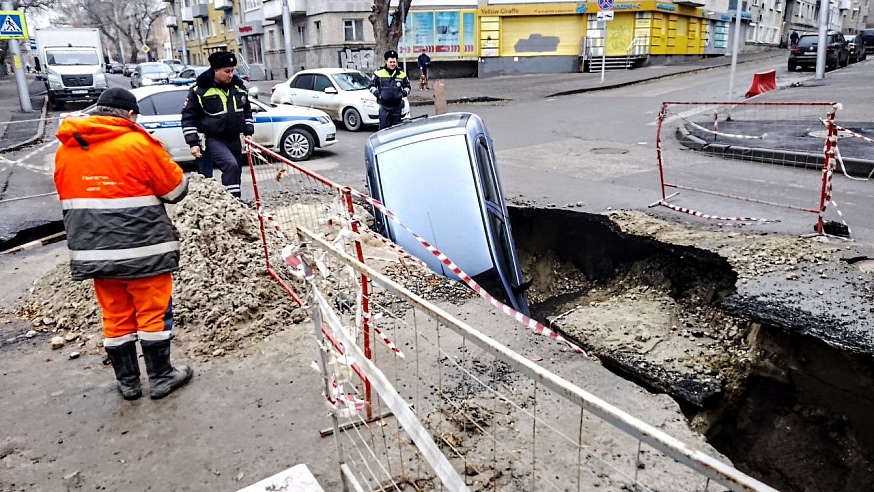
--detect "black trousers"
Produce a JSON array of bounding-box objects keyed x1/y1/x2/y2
[
  {"x1": 379, "y1": 105, "x2": 403, "y2": 130},
  {"x1": 205, "y1": 136, "x2": 243, "y2": 198}
]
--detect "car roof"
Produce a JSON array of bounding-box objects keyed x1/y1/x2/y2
[
  {"x1": 129, "y1": 85, "x2": 189, "y2": 99},
  {"x1": 295, "y1": 68, "x2": 363, "y2": 76}
]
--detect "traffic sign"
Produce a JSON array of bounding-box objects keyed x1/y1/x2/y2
[
  {"x1": 142, "y1": 45, "x2": 150, "y2": 53},
  {"x1": 597, "y1": 0, "x2": 614, "y2": 10},
  {"x1": 596, "y1": 10, "x2": 615, "y2": 21},
  {"x1": 0, "y1": 10, "x2": 28, "y2": 40}
]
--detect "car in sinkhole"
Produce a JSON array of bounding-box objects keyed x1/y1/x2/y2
[{"x1": 364, "y1": 112, "x2": 530, "y2": 315}]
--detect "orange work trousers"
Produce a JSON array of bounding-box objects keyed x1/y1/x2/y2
[{"x1": 93, "y1": 273, "x2": 173, "y2": 339}]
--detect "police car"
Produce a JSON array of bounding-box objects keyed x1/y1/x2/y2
[{"x1": 130, "y1": 85, "x2": 337, "y2": 162}]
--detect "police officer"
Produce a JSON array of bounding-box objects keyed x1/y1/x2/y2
[
  {"x1": 369, "y1": 50, "x2": 411, "y2": 130},
  {"x1": 181, "y1": 51, "x2": 253, "y2": 198}
]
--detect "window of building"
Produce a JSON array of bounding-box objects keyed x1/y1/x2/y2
[
  {"x1": 224, "y1": 11, "x2": 234, "y2": 30},
  {"x1": 245, "y1": 0, "x2": 259, "y2": 11},
  {"x1": 344, "y1": 19, "x2": 364, "y2": 42},
  {"x1": 315, "y1": 21, "x2": 321, "y2": 44},
  {"x1": 298, "y1": 25, "x2": 307, "y2": 45},
  {"x1": 268, "y1": 29, "x2": 276, "y2": 50}
]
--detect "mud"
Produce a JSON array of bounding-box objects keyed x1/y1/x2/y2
[{"x1": 509, "y1": 206, "x2": 874, "y2": 491}]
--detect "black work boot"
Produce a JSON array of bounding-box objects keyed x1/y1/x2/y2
[
  {"x1": 104, "y1": 340, "x2": 143, "y2": 401},
  {"x1": 140, "y1": 338, "x2": 193, "y2": 400}
]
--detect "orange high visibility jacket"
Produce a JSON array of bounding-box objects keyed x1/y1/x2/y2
[{"x1": 54, "y1": 115, "x2": 189, "y2": 281}]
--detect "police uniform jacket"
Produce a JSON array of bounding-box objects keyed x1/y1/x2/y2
[
  {"x1": 369, "y1": 66, "x2": 411, "y2": 108},
  {"x1": 54, "y1": 115, "x2": 188, "y2": 281},
  {"x1": 181, "y1": 69, "x2": 254, "y2": 147}
]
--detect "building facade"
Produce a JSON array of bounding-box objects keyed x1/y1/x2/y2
[{"x1": 159, "y1": 0, "x2": 872, "y2": 79}]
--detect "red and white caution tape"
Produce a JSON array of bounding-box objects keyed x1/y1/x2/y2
[
  {"x1": 326, "y1": 381, "x2": 367, "y2": 414},
  {"x1": 257, "y1": 205, "x2": 286, "y2": 239},
  {"x1": 657, "y1": 201, "x2": 775, "y2": 222},
  {"x1": 344, "y1": 188, "x2": 587, "y2": 355},
  {"x1": 363, "y1": 312, "x2": 405, "y2": 359}
]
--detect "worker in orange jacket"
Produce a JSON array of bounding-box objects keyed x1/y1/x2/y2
[{"x1": 54, "y1": 87, "x2": 193, "y2": 401}]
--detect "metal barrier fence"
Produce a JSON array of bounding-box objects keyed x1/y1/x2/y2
[
  {"x1": 656, "y1": 101, "x2": 843, "y2": 233},
  {"x1": 245, "y1": 139, "x2": 777, "y2": 491},
  {"x1": 291, "y1": 227, "x2": 778, "y2": 492}
]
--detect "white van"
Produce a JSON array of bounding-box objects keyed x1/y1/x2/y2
[{"x1": 364, "y1": 113, "x2": 530, "y2": 315}]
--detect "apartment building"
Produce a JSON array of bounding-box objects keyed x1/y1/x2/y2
[
  {"x1": 165, "y1": 0, "x2": 241, "y2": 67},
  {"x1": 159, "y1": 0, "x2": 871, "y2": 79}
]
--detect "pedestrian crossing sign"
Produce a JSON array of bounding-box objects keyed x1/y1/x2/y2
[{"x1": 0, "y1": 11, "x2": 27, "y2": 40}]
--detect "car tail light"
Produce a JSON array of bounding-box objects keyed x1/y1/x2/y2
[
  {"x1": 827, "y1": 45, "x2": 835, "y2": 52},
  {"x1": 791, "y1": 46, "x2": 800, "y2": 53},
  {"x1": 244, "y1": 76, "x2": 250, "y2": 82},
  {"x1": 271, "y1": 87, "x2": 275, "y2": 94}
]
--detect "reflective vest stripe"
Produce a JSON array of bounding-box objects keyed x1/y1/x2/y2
[
  {"x1": 68, "y1": 241, "x2": 180, "y2": 262},
  {"x1": 60, "y1": 196, "x2": 161, "y2": 210}
]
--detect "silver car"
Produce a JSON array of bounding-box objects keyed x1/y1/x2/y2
[
  {"x1": 364, "y1": 113, "x2": 529, "y2": 314},
  {"x1": 130, "y1": 62, "x2": 175, "y2": 88},
  {"x1": 271, "y1": 68, "x2": 409, "y2": 132}
]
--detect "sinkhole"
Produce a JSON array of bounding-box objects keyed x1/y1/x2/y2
[{"x1": 508, "y1": 206, "x2": 874, "y2": 492}]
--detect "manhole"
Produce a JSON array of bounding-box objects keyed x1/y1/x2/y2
[
  {"x1": 808, "y1": 128, "x2": 855, "y2": 138},
  {"x1": 590, "y1": 147, "x2": 629, "y2": 155}
]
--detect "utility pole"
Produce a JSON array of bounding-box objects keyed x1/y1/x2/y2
[
  {"x1": 2, "y1": 1, "x2": 32, "y2": 112},
  {"x1": 815, "y1": 0, "x2": 829, "y2": 79},
  {"x1": 401, "y1": 0, "x2": 407, "y2": 74},
  {"x1": 728, "y1": 0, "x2": 743, "y2": 101},
  {"x1": 281, "y1": 0, "x2": 293, "y2": 77}
]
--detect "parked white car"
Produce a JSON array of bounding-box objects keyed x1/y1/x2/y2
[
  {"x1": 127, "y1": 86, "x2": 336, "y2": 162},
  {"x1": 270, "y1": 68, "x2": 410, "y2": 131}
]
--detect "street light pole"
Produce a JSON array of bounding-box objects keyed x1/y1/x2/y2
[
  {"x1": 281, "y1": 0, "x2": 293, "y2": 77},
  {"x1": 1, "y1": 1, "x2": 32, "y2": 112},
  {"x1": 815, "y1": 0, "x2": 829, "y2": 79},
  {"x1": 728, "y1": 0, "x2": 743, "y2": 101}
]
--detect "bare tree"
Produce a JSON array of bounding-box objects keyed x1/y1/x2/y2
[
  {"x1": 368, "y1": 0, "x2": 412, "y2": 64},
  {"x1": 53, "y1": 0, "x2": 163, "y2": 63}
]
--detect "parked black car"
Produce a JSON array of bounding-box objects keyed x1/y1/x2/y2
[
  {"x1": 788, "y1": 32, "x2": 849, "y2": 71},
  {"x1": 846, "y1": 34, "x2": 867, "y2": 63},
  {"x1": 858, "y1": 28, "x2": 874, "y2": 54}
]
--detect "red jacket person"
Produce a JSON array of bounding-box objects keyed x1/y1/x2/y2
[{"x1": 54, "y1": 87, "x2": 193, "y2": 401}]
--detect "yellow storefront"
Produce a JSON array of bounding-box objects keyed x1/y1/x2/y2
[{"x1": 476, "y1": 2, "x2": 708, "y2": 76}]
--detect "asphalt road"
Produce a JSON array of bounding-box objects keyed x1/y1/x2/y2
[{"x1": 3, "y1": 58, "x2": 871, "y2": 248}]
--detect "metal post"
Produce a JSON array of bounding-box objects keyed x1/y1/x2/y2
[
  {"x1": 1, "y1": 3, "x2": 32, "y2": 112},
  {"x1": 401, "y1": 1, "x2": 407, "y2": 74},
  {"x1": 281, "y1": 0, "x2": 294, "y2": 77},
  {"x1": 728, "y1": 0, "x2": 743, "y2": 101},
  {"x1": 815, "y1": 0, "x2": 828, "y2": 79}
]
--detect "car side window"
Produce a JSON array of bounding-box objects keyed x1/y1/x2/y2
[
  {"x1": 150, "y1": 91, "x2": 188, "y2": 115},
  {"x1": 313, "y1": 75, "x2": 333, "y2": 92},
  {"x1": 292, "y1": 74, "x2": 313, "y2": 90},
  {"x1": 137, "y1": 96, "x2": 157, "y2": 116},
  {"x1": 180, "y1": 69, "x2": 194, "y2": 78},
  {"x1": 474, "y1": 137, "x2": 499, "y2": 204}
]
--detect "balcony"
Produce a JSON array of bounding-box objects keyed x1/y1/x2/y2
[
  {"x1": 839, "y1": 0, "x2": 851, "y2": 9},
  {"x1": 181, "y1": 7, "x2": 193, "y2": 23},
  {"x1": 165, "y1": 15, "x2": 177, "y2": 28},
  {"x1": 263, "y1": 0, "x2": 307, "y2": 20},
  {"x1": 673, "y1": 0, "x2": 706, "y2": 6},
  {"x1": 214, "y1": 0, "x2": 232, "y2": 10},
  {"x1": 192, "y1": 2, "x2": 209, "y2": 19}
]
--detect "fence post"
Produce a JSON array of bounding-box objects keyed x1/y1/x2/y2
[
  {"x1": 341, "y1": 186, "x2": 372, "y2": 420},
  {"x1": 816, "y1": 108, "x2": 838, "y2": 236}
]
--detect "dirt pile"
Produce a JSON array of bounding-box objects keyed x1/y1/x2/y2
[{"x1": 15, "y1": 176, "x2": 307, "y2": 361}]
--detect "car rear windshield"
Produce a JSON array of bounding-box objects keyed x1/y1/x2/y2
[{"x1": 797, "y1": 36, "x2": 815, "y2": 47}]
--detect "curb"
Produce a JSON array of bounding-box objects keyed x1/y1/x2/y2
[
  {"x1": 675, "y1": 123, "x2": 874, "y2": 178},
  {"x1": 0, "y1": 94, "x2": 48, "y2": 153}
]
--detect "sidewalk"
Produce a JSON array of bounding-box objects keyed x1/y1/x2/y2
[{"x1": 0, "y1": 72, "x2": 47, "y2": 152}]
